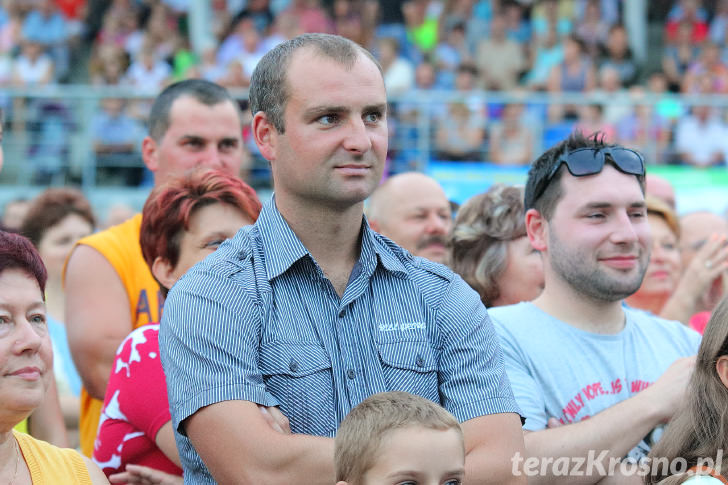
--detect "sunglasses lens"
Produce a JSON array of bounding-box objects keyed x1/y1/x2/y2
[
  {"x1": 611, "y1": 149, "x2": 644, "y2": 175},
  {"x1": 565, "y1": 149, "x2": 602, "y2": 176}
]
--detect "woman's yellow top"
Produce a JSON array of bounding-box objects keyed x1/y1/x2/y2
[{"x1": 14, "y1": 430, "x2": 92, "y2": 484}]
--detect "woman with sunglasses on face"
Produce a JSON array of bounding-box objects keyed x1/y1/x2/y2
[
  {"x1": 93, "y1": 169, "x2": 261, "y2": 484},
  {"x1": 645, "y1": 296, "x2": 728, "y2": 484},
  {"x1": 0, "y1": 231, "x2": 108, "y2": 484}
]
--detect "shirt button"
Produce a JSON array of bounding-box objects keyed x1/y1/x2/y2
[
  {"x1": 338, "y1": 309, "x2": 346, "y2": 318},
  {"x1": 415, "y1": 355, "x2": 425, "y2": 367},
  {"x1": 347, "y1": 369, "x2": 356, "y2": 379},
  {"x1": 289, "y1": 360, "x2": 299, "y2": 373}
]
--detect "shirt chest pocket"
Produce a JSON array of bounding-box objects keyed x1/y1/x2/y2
[
  {"x1": 259, "y1": 342, "x2": 336, "y2": 437},
  {"x1": 377, "y1": 340, "x2": 439, "y2": 403}
]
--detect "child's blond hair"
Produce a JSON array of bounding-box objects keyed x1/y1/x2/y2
[{"x1": 334, "y1": 391, "x2": 463, "y2": 484}]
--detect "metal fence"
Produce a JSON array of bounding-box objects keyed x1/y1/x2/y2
[{"x1": 0, "y1": 86, "x2": 725, "y2": 214}]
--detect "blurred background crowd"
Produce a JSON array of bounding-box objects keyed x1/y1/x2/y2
[{"x1": 0, "y1": 0, "x2": 727, "y2": 223}]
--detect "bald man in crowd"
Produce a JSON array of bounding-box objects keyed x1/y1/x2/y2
[
  {"x1": 367, "y1": 172, "x2": 452, "y2": 264},
  {"x1": 645, "y1": 173, "x2": 676, "y2": 210}
]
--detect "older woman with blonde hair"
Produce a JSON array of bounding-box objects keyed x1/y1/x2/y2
[
  {"x1": 450, "y1": 184, "x2": 544, "y2": 307},
  {"x1": 626, "y1": 196, "x2": 728, "y2": 326},
  {"x1": 0, "y1": 230, "x2": 107, "y2": 484}
]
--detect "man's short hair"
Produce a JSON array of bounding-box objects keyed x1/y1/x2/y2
[
  {"x1": 524, "y1": 131, "x2": 646, "y2": 220},
  {"x1": 450, "y1": 184, "x2": 526, "y2": 306},
  {"x1": 148, "y1": 79, "x2": 239, "y2": 142},
  {"x1": 335, "y1": 391, "x2": 462, "y2": 484},
  {"x1": 249, "y1": 33, "x2": 382, "y2": 134}
]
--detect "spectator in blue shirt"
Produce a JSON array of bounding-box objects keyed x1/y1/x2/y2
[
  {"x1": 91, "y1": 98, "x2": 145, "y2": 186},
  {"x1": 21, "y1": 0, "x2": 69, "y2": 80},
  {"x1": 159, "y1": 33, "x2": 526, "y2": 485}
]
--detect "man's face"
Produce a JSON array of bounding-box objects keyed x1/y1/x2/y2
[
  {"x1": 143, "y1": 96, "x2": 245, "y2": 185},
  {"x1": 260, "y1": 49, "x2": 388, "y2": 209},
  {"x1": 373, "y1": 178, "x2": 452, "y2": 264},
  {"x1": 544, "y1": 165, "x2": 650, "y2": 302}
]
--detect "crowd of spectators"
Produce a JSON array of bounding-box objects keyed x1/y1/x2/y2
[
  {"x1": 1, "y1": 0, "x2": 728, "y2": 187},
  {"x1": 3, "y1": 25, "x2": 728, "y2": 482}
]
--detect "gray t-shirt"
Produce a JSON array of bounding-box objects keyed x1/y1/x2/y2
[{"x1": 490, "y1": 302, "x2": 701, "y2": 460}]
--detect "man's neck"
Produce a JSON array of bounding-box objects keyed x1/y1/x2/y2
[
  {"x1": 531, "y1": 279, "x2": 627, "y2": 335},
  {"x1": 275, "y1": 194, "x2": 364, "y2": 297}
]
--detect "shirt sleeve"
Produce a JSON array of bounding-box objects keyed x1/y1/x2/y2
[
  {"x1": 158, "y1": 266, "x2": 279, "y2": 435},
  {"x1": 435, "y1": 276, "x2": 522, "y2": 423},
  {"x1": 491, "y1": 314, "x2": 549, "y2": 431},
  {"x1": 113, "y1": 327, "x2": 172, "y2": 441}
]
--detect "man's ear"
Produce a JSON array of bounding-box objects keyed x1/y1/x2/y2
[
  {"x1": 716, "y1": 355, "x2": 728, "y2": 389},
  {"x1": 525, "y1": 208, "x2": 548, "y2": 252},
  {"x1": 151, "y1": 256, "x2": 176, "y2": 292},
  {"x1": 252, "y1": 111, "x2": 278, "y2": 162},
  {"x1": 141, "y1": 135, "x2": 159, "y2": 172}
]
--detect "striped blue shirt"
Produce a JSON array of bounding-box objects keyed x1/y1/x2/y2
[{"x1": 159, "y1": 198, "x2": 520, "y2": 483}]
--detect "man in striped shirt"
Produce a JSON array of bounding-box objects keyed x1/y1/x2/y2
[{"x1": 160, "y1": 33, "x2": 526, "y2": 484}]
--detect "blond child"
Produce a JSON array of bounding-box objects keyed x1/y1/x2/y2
[{"x1": 335, "y1": 391, "x2": 465, "y2": 485}]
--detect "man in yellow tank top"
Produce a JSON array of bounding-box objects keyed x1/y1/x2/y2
[{"x1": 64, "y1": 79, "x2": 248, "y2": 456}]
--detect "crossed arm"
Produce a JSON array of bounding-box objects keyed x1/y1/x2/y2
[
  {"x1": 185, "y1": 400, "x2": 335, "y2": 484},
  {"x1": 183, "y1": 401, "x2": 526, "y2": 485}
]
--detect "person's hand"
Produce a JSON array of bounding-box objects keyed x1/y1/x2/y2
[
  {"x1": 683, "y1": 235, "x2": 728, "y2": 301},
  {"x1": 108, "y1": 464, "x2": 182, "y2": 484},
  {"x1": 258, "y1": 405, "x2": 291, "y2": 434},
  {"x1": 643, "y1": 356, "x2": 696, "y2": 422}
]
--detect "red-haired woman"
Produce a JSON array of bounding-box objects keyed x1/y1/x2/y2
[{"x1": 93, "y1": 170, "x2": 262, "y2": 483}]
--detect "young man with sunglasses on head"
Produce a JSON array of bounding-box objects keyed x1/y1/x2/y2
[{"x1": 489, "y1": 132, "x2": 701, "y2": 484}]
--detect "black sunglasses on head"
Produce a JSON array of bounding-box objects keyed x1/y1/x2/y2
[
  {"x1": 550, "y1": 147, "x2": 645, "y2": 178},
  {"x1": 532, "y1": 147, "x2": 645, "y2": 205}
]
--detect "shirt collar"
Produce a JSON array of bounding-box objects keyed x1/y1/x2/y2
[
  {"x1": 361, "y1": 215, "x2": 409, "y2": 278},
  {"x1": 256, "y1": 197, "x2": 310, "y2": 281},
  {"x1": 256, "y1": 197, "x2": 408, "y2": 281}
]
